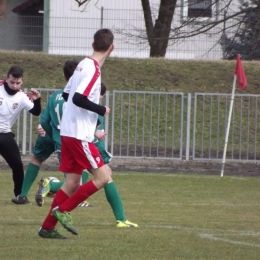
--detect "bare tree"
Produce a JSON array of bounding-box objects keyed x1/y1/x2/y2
[
  {"x1": 142, "y1": 0, "x2": 176, "y2": 57},
  {"x1": 72, "y1": 0, "x2": 258, "y2": 58},
  {"x1": 126, "y1": 0, "x2": 258, "y2": 58}
]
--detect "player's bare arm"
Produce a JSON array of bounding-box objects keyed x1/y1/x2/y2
[
  {"x1": 95, "y1": 129, "x2": 106, "y2": 141},
  {"x1": 37, "y1": 124, "x2": 46, "y2": 137},
  {"x1": 28, "y1": 88, "x2": 41, "y2": 116},
  {"x1": 30, "y1": 88, "x2": 41, "y2": 100}
]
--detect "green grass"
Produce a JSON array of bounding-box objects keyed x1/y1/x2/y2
[
  {"x1": 1, "y1": 50, "x2": 260, "y2": 93},
  {"x1": 0, "y1": 170, "x2": 260, "y2": 260}
]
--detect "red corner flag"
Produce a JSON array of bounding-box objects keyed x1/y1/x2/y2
[{"x1": 235, "y1": 54, "x2": 247, "y2": 90}]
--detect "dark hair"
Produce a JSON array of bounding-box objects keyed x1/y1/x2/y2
[
  {"x1": 7, "y1": 66, "x2": 24, "y2": 78},
  {"x1": 101, "y1": 82, "x2": 106, "y2": 96},
  {"x1": 93, "y1": 29, "x2": 114, "y2": 52},
  {"x1": 63, "y1": 59, "x2": 79, "y2": 80}
]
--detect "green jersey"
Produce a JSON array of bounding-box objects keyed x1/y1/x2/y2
[
  {"x1": 40, "y1": 89, "x2": 65, "y2": 151},
  {"x1": 94, "y1": 115, "x2": 112, "y2": 164}
]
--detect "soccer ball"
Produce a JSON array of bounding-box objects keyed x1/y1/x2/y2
[
  {"x1": 46, "y1": 176, "x2": 60, "y2": 196},
  {"x1": 47, "y1": 176, "x2": 60, "y2": 183}
]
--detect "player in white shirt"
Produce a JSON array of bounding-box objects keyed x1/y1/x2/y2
[
  {"x1": 0, "y1": 65, "x2": 41, "y2": 199},
  {"x1": 39, "y1": 29, "x2": 115, "y2": 239}
]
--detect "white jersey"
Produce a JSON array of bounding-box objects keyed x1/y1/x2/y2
[
  {"x1": 60, "y1": 57, "x2": 101, "y2": 142},
  {"x1": 0, "y1": 81, "x2": 34, "y2": 133}
]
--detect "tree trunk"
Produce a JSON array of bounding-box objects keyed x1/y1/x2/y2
[{"x1": 141, "y1": 0, "x2": 177, "y2": 57}]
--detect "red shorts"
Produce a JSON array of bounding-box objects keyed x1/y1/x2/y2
[{"x1": 59, "y1": 136, "x2": 104, "y2": 174}]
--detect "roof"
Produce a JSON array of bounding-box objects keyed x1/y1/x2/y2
[{"x1": 12, "y1": 0, "x2": 43, "y2": 14}]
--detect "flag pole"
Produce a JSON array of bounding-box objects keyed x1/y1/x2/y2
[{"x1": 220, "y1": 75, "x2": 237, "y2": 177}]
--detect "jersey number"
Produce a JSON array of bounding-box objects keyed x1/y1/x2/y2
[{"x1": 55, "y1": 103, "x2": 66, "y2": 129}]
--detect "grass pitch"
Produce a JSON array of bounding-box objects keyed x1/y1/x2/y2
[{"x1": 0, "y1": 170, "x2": 259, "y2": 260}]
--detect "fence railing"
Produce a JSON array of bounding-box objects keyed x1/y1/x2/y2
[{"x1": 14, "y1": 89, "x2": 260, "y2": 162}]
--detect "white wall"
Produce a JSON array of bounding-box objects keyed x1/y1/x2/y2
[{"x1": 47, "y1": 0, "x2": 240, "y2": 60}]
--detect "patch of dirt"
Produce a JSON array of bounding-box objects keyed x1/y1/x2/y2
[{"x1": 1, "y1": 156, "x2": 260, "y2": 177}]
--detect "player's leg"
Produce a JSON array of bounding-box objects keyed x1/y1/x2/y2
[
  {"x1": 20, "y1": 156, "x2": 43, "y2": 196},
  {"x1": 39, "y1": 136, "x2": 82, "y2": 238},
  {"x1": 48, "y1": 170, "x2": 89, "y2": 194},
  {"x1": 51, "y1": 140, "x2": 109, "y2": 235},
  {"x1": 103, "y1": 166, "x2": 137, "y2": 227},
  {"x1": 36, "y1": 170, "x2": 90, "y2": 207},
  {"x1": 35, "y1": 145, "x2": 89, "y2": 204},
  {"x1": 96, "y1": 147, "x2": 138, "y2": 227},
  {"x1": 77, "y1": 171, "x2": 92, "y2": 207},
  {"x1": 35, "y1": 149, "x2": 61, "y2": 206},
  {"x1": 0, "y1": 133, "x2": 25, "y2": 198},
  {"x1": 13, "y1": 134, "x2": 54, "y2": 204}
]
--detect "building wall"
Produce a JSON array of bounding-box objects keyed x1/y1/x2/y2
[
  {"x1": 0, "y1": 1, "x2": 43, "y2": 52},
  {"x1": 0, "y1": 0, "x2": 243, "y2": 60},
  {"x1": 47, "y1": 0, "x2": 242, "y2": 59},
  {"x1": 0, "y1": 0, "x2": 21, "y2": 50}
]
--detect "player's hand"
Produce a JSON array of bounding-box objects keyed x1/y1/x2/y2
[
  {"x1": 104, "y1": 106, "x2": 110, "y2": 116},
  {"x1": 95, "y1": 129, "x2": 106, "y2": 141},
  {"x1": 30, "y1": 88, "x2": 41, "y2": 100},
  {"x1": 37, "y1": 124, "x2": 46, "y2": 137}
]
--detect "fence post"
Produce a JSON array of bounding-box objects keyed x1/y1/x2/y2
[
  {"x1": 185, "y1": 93, "x2": 191, "y2": 161},
  {"x1": 104, "y1": 91, "x2": 109, "y2": 151},
  {"x1": 22, "y1": 88, "x2": 27, "y2": 155},
  {"x1": 101, "y1": 7, "x2": 104, "y2": 28}
]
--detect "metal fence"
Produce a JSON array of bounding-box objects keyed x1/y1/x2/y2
[
  {"x1": 14, "y1": 89, "x2": 260, "y2": 163},
  {"x1": 0, "y1": 9, "x2": 244, "y2": 59}
]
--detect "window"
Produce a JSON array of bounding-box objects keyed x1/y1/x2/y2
[
  {"x1": 188, "y1": 0, "x2": 212, "y2": 18},
  {"x1": 181, "y1": 0, "x2": 219, "y2": 22}
]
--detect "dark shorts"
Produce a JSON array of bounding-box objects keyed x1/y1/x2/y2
[{"x1": 33, "y1": 134, "x2": 55, "y2": 161}]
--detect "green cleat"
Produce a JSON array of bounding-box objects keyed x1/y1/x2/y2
[
  {"x1": 35, "y1": 178, "x2": 50, "y2": 207},
  {"x1": 52, "y1": 207, "x2": 78, "y2": 235},
  {"x1": 116, "y1": 220, "x2": 139, "y2": 228},
  {"x1": 38, "y1": 227, "x2": 67, "y2": 239}
]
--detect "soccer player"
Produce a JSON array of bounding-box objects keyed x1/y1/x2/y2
[
  {"x1": 38, "y1": 28, "x2": 132, "y2": 239},
  {"x1": 37, "y1": 83, "x2": 137, "y2": 237},
  {"x1": 0, "y1": 65, "x2": 41, "y2": 198},
  {"x1": 11, "y1": 60, "x2": 87, "y2": 205}
]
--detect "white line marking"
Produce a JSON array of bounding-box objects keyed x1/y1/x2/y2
[
  {"x1": 0, "y1": 217, "x2": 259, "y2": 236},
  {"x1": 199, "y1": 233, "x2": 260, "y2": 248}
]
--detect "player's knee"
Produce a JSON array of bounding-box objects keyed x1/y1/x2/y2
[
  {"x1": 31, "y1": 156, "x2": 43, "y2": 166},
  {"x1": 93, "y1": 173, "x2": 109, "y2": 188},
  {"x1": 64, "y1": 178, "x2": 80, "y2": 193},
  {"x1": 107, "y1": 166, "x2": 112, "y2": 176}
]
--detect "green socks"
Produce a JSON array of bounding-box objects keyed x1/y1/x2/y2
[
  {"x1": 49, "y1": 181, "x2": 64, "y2": 193},
  {"x1": 20, "y1": 163, "x2": 39, "y2": 197},
  {"x1": 81, "y1": 171, "x2": 89, "y2": 184},
  {"x1": 104, "y1": 182, "x2": 126, "y2": 222}
]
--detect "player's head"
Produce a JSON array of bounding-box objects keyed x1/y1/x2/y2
[
  {"x1": 5, "y1": 65, "x2": 24, "y2": 91},
  {"x1": 100, "y1": 82, "x2": 106, "y2": 99},
  {"x1": 63, "y1": 59, "x2": 79, "y2": 81},
  {"x1": 92, "y1": 29, "x2": 114, "y2": 54}
]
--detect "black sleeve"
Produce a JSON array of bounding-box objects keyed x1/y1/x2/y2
[
  {"x1": 72, "y1": 92, "x2": 106, "y2": 116},
  {"x1": 62, "y1": 92, "x2": 69, "y2": 102},
  {"x1": 29, "y1": 98, "x2": 41, "y2": 116}
]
